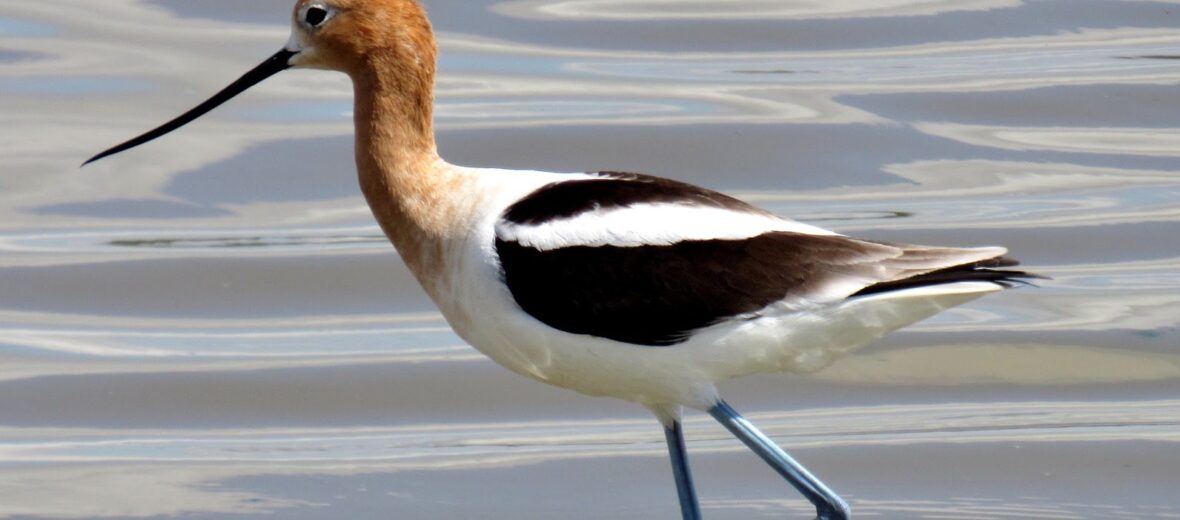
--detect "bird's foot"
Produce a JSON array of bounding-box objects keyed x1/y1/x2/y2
[{"x1": 815, "y1": 502, "x2": 850, "y2": 520}]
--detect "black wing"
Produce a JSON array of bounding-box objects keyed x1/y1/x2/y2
[{"x1": 495, "y1": 172, "x2": 1034, "y2": 346}]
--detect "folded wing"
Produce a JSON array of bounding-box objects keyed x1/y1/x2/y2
[{"x1": 494, "y1": 172, "x2": 1034, "y2": 346}]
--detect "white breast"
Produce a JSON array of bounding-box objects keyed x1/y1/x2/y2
[{"x1": 426, "y1": 168, "x2": 1002, "y2": 411}]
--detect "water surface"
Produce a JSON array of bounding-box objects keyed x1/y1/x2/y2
[{"x1": 1, "y1": 0, "x2": 1178, "y2": 518}]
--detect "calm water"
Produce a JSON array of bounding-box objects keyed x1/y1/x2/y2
[{"x1": 2, "y1": 0, "x2": 1179, "y2": 518}]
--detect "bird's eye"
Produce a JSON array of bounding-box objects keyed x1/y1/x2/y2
[{"x1": 305, "y1": 6, "x2": 330, "y2": 27}]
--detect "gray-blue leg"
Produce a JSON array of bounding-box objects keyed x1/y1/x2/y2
[
  {"x1": 708, "y1": 400, "x2": 850, "y2": 520},
  {"x1": 664, "y1": 420, "x2": 702, "y2": 520}
]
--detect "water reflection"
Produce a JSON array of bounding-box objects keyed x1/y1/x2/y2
[
  {"x1": 6, "y1": 399, "x2": 1180, "y2": 459},
  {"x1": 0, "y1": 17, "x2": 56, "y2": 36},
  {"x1": 493, "y1": 0, "x2": 1026, "y2": 21},
  {"x1": 0, "y1": 227, "x2": 384, "y2": 254},
  {"x1": 917, "y1": 122, "x2": 1180, "y2": 157},
  {"x1": 0, "y1": 49, "x2": 49, "y2": 63},
  {"x1": 1, "y1": 400, "x2": 1177, "y2": 517}
]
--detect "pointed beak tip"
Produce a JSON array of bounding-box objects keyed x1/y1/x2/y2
[{"x1": 81, "y1": 154, "x2": 102, "y2": 168}]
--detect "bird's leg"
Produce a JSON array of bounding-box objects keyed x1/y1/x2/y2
[
  {"x1": 708, "y1": 400, "x2": 850, "y2": 520},
  {"x1": 663, "y1": 419, "x2": 702, "y2": 520}
]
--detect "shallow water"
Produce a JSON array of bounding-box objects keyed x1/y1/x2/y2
[{"x1": 2, "y1": 0, "x2": 1179, "y2": 518}]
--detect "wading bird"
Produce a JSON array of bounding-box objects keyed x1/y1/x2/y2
[{"x1": 86, "y1": 1, "x2": 1036, "y2": 518}]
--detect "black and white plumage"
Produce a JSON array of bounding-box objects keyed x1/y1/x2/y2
[{"x1": 495, "y1": 171, "x2": 1033, "y2": 347}]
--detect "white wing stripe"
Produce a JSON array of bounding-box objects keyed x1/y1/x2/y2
[{"x1": 497, "y1": 202, "x2": 839, "y2": 251}]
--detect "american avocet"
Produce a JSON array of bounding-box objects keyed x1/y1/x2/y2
[{"x1": 85, "y1": 1, "x2": 1037, "y2": 518}]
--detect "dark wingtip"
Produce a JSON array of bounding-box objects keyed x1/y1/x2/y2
[
  {"x1": 990, "y1": 270, "x2": 1049, "y2": 289},
  {"x1": 852, "y1": 263, "x2": 1049, "y2": 298}
]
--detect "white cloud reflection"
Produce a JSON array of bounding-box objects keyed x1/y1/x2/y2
[
  {"x1": 1, "y1": 398, "x2": 1177, "y2": 461},
  {"x1": 6, "y1": 0, "x2": 1180, "y2": 235},
  {"x1": 493, "y1": 0, "x2": 1023, "y2": 21},
  {"x1": 917, "y1": 122, "x2": 1180, "y2": 157}
]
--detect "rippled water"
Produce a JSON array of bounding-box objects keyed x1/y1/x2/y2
[{"x1": 3, "y1": 1, "x2": 1179, "y2": 518}]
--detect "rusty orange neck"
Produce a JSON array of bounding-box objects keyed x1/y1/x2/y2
[
  {"x1": 350, "y1": 53, "x2": 474, "y2": 297},
  {"x1": 351, "y1": 48, "x2": 437, "y2": 171}
]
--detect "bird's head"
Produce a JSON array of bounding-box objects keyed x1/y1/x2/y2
[
  {"x1": 287, "y1": 0, "x2": 436, "y2": 78},
  {"x1": 85, "y1": 0, "x2": 436, "y2": 165}
]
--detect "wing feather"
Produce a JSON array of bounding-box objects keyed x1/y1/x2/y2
[{"x1": 494, "y1": 172, "x2": 1035, "y2": 346}]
